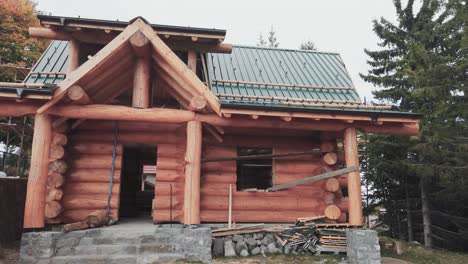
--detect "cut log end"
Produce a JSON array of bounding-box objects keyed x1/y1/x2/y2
[
  {"x1": 47, "y1": 172, "x2": 65, "y2": 188},
  {"x1": 45, "y1": 201, "x2": 63, "y2": 219},
  {"x1": 324, "y1": 204, "x2": 341, "y2": 220},
  {"x1": 322, "y1": 152, "x2": 338, "y2": 165},
  {"x1": 68, "y1": 85, "x2": 91, "y2": 104},
  {"x1": 324, "y1": 178, "x2": 340, "y2": 192},
  {"x1": 188, "y1": 96, "x2": 207, "y2": 112}
]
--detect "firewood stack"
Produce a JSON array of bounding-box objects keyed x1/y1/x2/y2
[{"x1": 45, "y1": 118, "x2": 69, "y2": 223}]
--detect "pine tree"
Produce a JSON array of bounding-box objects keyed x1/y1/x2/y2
[
  {"x1": 267, "y1": 26, "x2": 279, "y2": 48},
  {"x1": 300, "y1": 40, "x2": 317, "y2": 51},
  {"x1": 361, "y1": 0, "x2": 467, "y2": 249},
  {"x1": 257, "y1": 34, "x2": 267, "y2": 47}
]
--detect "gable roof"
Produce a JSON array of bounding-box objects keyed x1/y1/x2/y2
[{"x1": 35, "y1": 18, "x2": 220, "y2": 114}]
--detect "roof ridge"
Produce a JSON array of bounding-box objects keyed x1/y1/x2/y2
[{"x1": 231, "y1": 44, "x2": 341, "y2": 55}]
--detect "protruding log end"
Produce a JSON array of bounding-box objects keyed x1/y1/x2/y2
[
  {"x1": 68, "y1": 85, "x2": 91, "y2": 104},
  {"x1": 322, "y1": 152, "x2": 338, "y2": 165},
  {"x1": 49, "y1": 160, "x2": 67, "y2": 174},
  {"x1": 49, "y1": 145, "x2": 65, "y2": 160},
  {"x1": 320, "y1": 141, "x2": 336, "y2": 152},
  {"x1": 324, "y1": 204, "x2": 341, "y2": 220},
  {"x1": 45, "y1": 200, "x2": 63, "y2": 219},
  {"x1": 47, "y1": 173, "x2": 65, "y2": 188},
  {"x1": 130, "y1": 31, "x2": 150, "y2": 58},
  {"x1": 189, "y1": 95, "x2": 207, "y2": 112},
  {"x1": 52, "y1": 133, "x2": 68, "y2": 146},
  {"x1": 324, "y1": 178, "x2": 340, "y2": 192}
]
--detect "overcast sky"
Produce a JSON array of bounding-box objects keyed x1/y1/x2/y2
[{"x1": 35, "y1": 0, "x2": 405, "y2": 101}]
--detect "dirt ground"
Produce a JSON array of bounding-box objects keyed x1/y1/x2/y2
[{"x1": 0, "y1": 243, "x2": 20, "y2": 264}]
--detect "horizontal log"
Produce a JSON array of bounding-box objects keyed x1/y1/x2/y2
[
  {"x1": 156, "y1": 159, "x2": 185, "y2": 171},
  {"x1": 200, "y1": 210, "x2": 325, "y2": 223},
  {"x1": 201, "y1": 149, "x2": 323, "y2": 163},
  {"x1": 29, "y1": 27, "x2": 72, "y2": 40},
  {"x1": 164, "y1": 40, "x2": 233, "y2": 54},
  {"x1": 61, "y1": 209, "x2": 118, "y2": 223},
  {"x1": 156, "y1": 170, "x2": 184, "y2": 182},
  {"x1": 52, "y1": 118, "x2": 69, "y2": 133},
  {"x1": 48, "y1": 105, "x2": 196, "y2": 123},
  {"x1": 68, "y1": 143, "x2": 123, "y2": 155},
  {"x1": 201, "y1": 172, "x2": 236, "y2": 184},
  {"x1": 152, "y1": 196, "x2": 182, "y2": 209},
  {"x1": 268, "y1": 166, "x2": 359, "y2": 192},
  {"x1": 77, "y1": 120, "x2": 183, "y2": 132},
  {"x1": 152, "y1": 210, "x2": 183, "y2": 223},
  {"x1": 201, "y1": 196, "x2": 323, "y2": 211},
  {"x1": 275, "y1": 174, "x2": 327, "y2": 187},
  {"x1": 62, "y1": 197, "x2": 118, "y2": 210},
  {"x1": 154, "y1": 183, "x2": 183, "y2": 195},
  {"x1": 201, "y1": 161, "x2": 236, "y2": 173},
  {"x1": 71, "y1": 132, "x2": 180, "y2": 144},
  {"x1": 323, "y1": 192, "x2": 335, "y2": 205},
  {"x1": 63, "y1": 182, "x2": 120, "y2": 195},
  {"x1": 200, "y1": 187, "x2": 325, "y2": 198},
  {"x1": 67, "y1": 169, "x2": 121, "y2": 183},
  {"x1": 202, "y1": 146, "x2": 236, "y2": 159},
  {"x1": 275, "y1": 162, "x2": 322, "y2": 174},
  {"x1": 69, "y1": 155, "x2": 122, "y2": 170},
  {"x1": 321, "y1": 152, "x2": 337, "y2": 165}
]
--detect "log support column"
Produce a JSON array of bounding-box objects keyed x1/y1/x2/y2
[
  {"x1": 183, "y1": 120, "x2": 202, "y2": 224},
  {"x1": 68, "y1": 38, "x2": 80, "y2": 73},
  {"x1": 344, "y1": 127, "x2": 363, "y2": 225},
  {"x1": 130, "y1": 31, "x2": 151, "y2": 108},
  {"x1": 24, "y1": 114, "x2": 52, "y2": 228}
]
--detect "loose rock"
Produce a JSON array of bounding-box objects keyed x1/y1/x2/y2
[
  {"x1": 267, "y1": 242, "x2": 281, "y2": 254},
  {"x1": 224, "y1": 240, "x2": 236, "y2": 257},
  {"x1": 213, "y1": 238, "x2": 224, "y2": 257},
  {"x1": 251, "y1": 247, "x2": 261, "y2": 255},
  {"x1": 235, "y1": 241, "x2": 248, "y2": 255},
  {"x1": 240, "y1": 249, "x2": 249, "y2": 257},
  {"x1": 232, "y1": 234, "x2": 243, "y2": 242}
]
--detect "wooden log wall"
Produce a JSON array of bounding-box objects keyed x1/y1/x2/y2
[
  {"x1": 65, "y1": 120, "x2": 186, "y2": 223},
  {"x1": 152, "y1": 131, "x2": 186, "y2": 223},
  {"x1": 196, "y1": 135, "x2": 348, "y2": 223}
]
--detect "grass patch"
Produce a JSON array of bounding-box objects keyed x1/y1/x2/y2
[{"x1": 380, "y1": 237, "x2": 468, "y2": 264}]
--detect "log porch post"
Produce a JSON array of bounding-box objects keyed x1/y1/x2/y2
[
  {"x1": 183, "y1": 120, "x2": 202, "y2": 224},
  {"x1": 67, "y1": 38, "x2": 80, "y2": 74},
  {"x1": 344, "y1": 127, "x2": 363, "y2": 225},
  {"x1": 130, "y1": 31, "x2": 151, "y2": 108},
  {"x1": 24, "y1": 113, "x2": 52, "y2": 228}
]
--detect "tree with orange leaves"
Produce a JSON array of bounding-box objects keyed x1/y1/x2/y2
[{"x1": 0, "y1": 0, "x2": 47, "y2": 80}]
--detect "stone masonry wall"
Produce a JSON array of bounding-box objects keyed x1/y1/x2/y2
[
  {"x1": 346, "y1": 229, "x2": 381, "y2": 264},
  {"x1": 19, "y1": 227, "x2": 211, "y2": 264}
]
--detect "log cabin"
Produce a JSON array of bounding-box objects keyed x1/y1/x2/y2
[{"x1": 0, "y1": 15, "x2": 421, "y2": 229}]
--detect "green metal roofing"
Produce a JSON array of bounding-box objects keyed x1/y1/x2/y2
[
  {"x1": 206, "y1": 45, "x2": 361, "y2": 104},
  {"x1": 24, "y1": 40, "x2": 68, "y2": 84}
]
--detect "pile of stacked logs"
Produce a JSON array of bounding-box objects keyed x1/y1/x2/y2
[{"x1": 44, "y1": 118, "x2": 69, "y2": 223}]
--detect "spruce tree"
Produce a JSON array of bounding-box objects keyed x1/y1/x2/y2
[{"x1": 361, "y1": 0, "x2": 467, "y2": 249}]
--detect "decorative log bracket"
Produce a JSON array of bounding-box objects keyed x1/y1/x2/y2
[{"x1": 267, "y1": 166, "x2": 358, "y2": 192}]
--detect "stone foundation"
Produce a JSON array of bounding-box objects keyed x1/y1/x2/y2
[
  {"x1": 212, "y1": 232, "x2": 308, "y2": 258},
  {"x1": 346, "y1": 229, "x2": 381, "y2": 264},
  {"x1": 19, "y1": 226, "x2": 212, "y2": 264}
]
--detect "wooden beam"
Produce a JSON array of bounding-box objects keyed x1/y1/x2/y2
[
  {"x1": 344, "y1": 128, "x2": 363, "y2": 225},
  {"x1": 47, "y1": 104, "x2": 195, "y2": 123},
  {"x1": 67, "y1": 85, "x2": 92, "y2": 104},
  {"x1": 281, "y1": 116, "x2": 292, "y2": 122},
  {"x1": 132, "y1": 57, "x2": 151, "y2": 108},
  {"x1": 68, "y1": 39, "x2": 80, "y2": 73},
  {"x1": 267, "y1": 166, "x2": 358, "y2": 192},
  {"x1": 189, "y1": 95, "x2": 207, "y2": 112},
  {"x1": 187, "y1": 50, "x2": 197, "y2": 72},
  {"x1": 23, "y1": 114, "x2": 52, "y2": 228},
  {"x1": 28, "y1": 27, "x2": 71, "y2": 41},
  {"x1": 184, "y1": 120, "x2": 202, "y2": 224}
]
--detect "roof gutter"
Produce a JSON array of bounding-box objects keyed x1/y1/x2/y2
[{"x1": 220, "y1": 101, "x2": 422, "y2": 120}]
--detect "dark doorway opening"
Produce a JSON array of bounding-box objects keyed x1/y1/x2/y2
[{"x1": 119, "y1": 144, "x2": 157, "y2": 219}]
